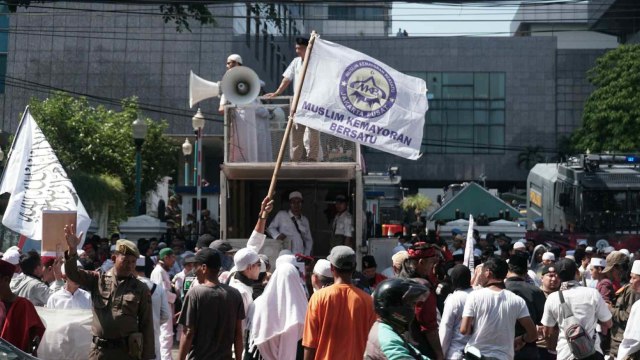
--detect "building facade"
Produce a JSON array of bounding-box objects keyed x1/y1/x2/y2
[{"x1": 0, "y1": 1, "x2": 630, "y2": 192}]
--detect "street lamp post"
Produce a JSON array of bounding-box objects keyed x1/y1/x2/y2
[
  {"x1": 132, "y1": 118, "x2": 148, "y2": 216},
  {"x1": 182, "y1": 138, "x2": 192, "y2": 186},
  {"x1": 192, "y1": 109, "x2": 205, "y2": 235}
]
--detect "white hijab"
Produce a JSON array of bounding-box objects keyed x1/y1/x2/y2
[{"x1": 248, "y1": 263, "x2": 308, "y2": 360}]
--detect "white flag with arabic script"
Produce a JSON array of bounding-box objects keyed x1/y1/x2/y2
[
  {"x1": 0, "y1": 109, "x2": 91, "y2": 244},
  {"x1": 294, "y1": 37, "x2": 428, "y2": 160}
]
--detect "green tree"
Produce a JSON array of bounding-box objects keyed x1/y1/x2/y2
[
  {"x1": 27, "y1": 92, "x2": 178, "y2": 219},
  {"x1": 517, "y1": 145, "x2": 544, "y2": 170},
  {"x1": 401, "y1": 193, "x2": 433, "y2": 222},
  {"x1": 573, "y1": 45, "x2": 640, "y2": 152}
]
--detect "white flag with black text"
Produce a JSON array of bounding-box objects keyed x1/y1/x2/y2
[
  {"x1": 0, "y1": 108, "x2": 91, "y2": 243},
  {"x1": 295, "y1": 37, "x2": 428, "y2": 160}
]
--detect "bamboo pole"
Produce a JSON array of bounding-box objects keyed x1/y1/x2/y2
[{"x1": 263, "y1": 32, "x2": 319, "y2": 213}]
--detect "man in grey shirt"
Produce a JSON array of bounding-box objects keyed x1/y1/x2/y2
[{"x1": 10, "y1": 250, "x2": 63, "y2": 306}]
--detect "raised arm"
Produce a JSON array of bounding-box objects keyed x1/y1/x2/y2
[
  {"x1": 63, "y1": 224, "x2": 98, "y2": 290},
  {"x1": 247, "y1": 196, "x2": 274, "y2": 253}
]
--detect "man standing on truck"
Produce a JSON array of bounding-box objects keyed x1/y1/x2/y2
[{"x1": 268, "y1": 191, "x2": 314, "y2": 255}]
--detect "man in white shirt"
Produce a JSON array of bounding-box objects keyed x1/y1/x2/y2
[
  {"x1": 618, "y1": 260, "x2": 640, "y2": 359},
  {"x1": 461, "y1": 257, "x2": 538, "y2": 360},
  {"x1": 265, "y1": 37, "x2": 321, "y2": 162},
  {"x1": 136, "y1": 256, "x2": 170, "y2": 360},
  {"x1": 331, "y1": 194, "x2": 353, "y2": 248},
  {"x1": 440, "y1": 264, "x2": 472, "y2": 360},
  {"x1": 229, "y1": 247, "x2": 261, "y2": 331},
  {"x1": 267, "y1": 191, "x2": 314, "y2": 255},
  {"x1": 541, "y1": 258, "x2": 612, "y2": 360},
  {"x1": 46, "y1": 260, "x2": 91, "y2": 310},
  {"x1": 151, "y1": 248, "x2": 177, "y2": 360}
]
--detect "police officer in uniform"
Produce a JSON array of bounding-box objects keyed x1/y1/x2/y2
[{"x1": 64, "y1": 224, "x2": 155, "y2": 360}]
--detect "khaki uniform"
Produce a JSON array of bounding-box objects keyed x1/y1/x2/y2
[{"x1": 65, "y1": 252, "x2": 155, "y2": 360}]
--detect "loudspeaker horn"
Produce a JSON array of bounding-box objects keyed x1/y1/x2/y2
[
  {"x1": 220, "y1": 66, "x2": 261, "y2": 106},
  {"x1": 189, "y1": 70, "x2": 220, "y2": 108}
]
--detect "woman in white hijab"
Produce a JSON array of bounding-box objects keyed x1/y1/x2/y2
[{"x1": 246, "y1": 262, "x2": 308, "y2": 360}]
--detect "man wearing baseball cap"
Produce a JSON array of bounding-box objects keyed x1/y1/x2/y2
[
  {"x1": 267, "y1": 191, "x2": 314, "y2": 255},
  {"x1": 178, "y1": 248, "x2": 245, "y2": 360},
  {"x1": 608, "y1": 253, "x2": 637, "y2": 359},
  {"x1": 303, "y1": 246, "x2": 376, "y2": 360},
  {"x1": 229, "y1": 247, "x2": 261, "y2": 330},
  {"x1": 150, "y1": 248, "x2": 177, "y2": 360}
]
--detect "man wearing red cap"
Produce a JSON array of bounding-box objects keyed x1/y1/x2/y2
[
  {"x1": 0, "y1": 259, "x2": 45, "y2": 355},
  {"x1": 399, "y1": 242, "x2": 444, "y2": 360}
]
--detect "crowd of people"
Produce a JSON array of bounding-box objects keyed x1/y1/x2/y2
[{"x1": 1, "y1": 190, "x2": 640, "y2": 360}]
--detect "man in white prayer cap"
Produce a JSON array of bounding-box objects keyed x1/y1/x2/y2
[{"x1": 617, "y1": 260, "x2": 640, "y2": 359}]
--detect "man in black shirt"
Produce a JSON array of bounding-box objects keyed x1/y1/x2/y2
[{"x1": 506, "y1": 252, "x2": 547, "y2": 360}]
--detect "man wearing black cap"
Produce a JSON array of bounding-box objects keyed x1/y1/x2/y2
[
  {"x1": 265, "y1": 37, "x2": 321, "y2": 162},
  {"x1": 505, "y1": 252, "x2": 547, "y2": 360},
  {"x1": 303, "y1": 246, "x2": 376, "y2": 360},
  {"x1": 541, "y1": 258, "x2": 613, "y2": 360},
  {"x1": 177, "y1": 248, "x2": 245, "y2": 360},
  {"x1": 331, "y1": 195, "x2": 353, "y2": 248}
]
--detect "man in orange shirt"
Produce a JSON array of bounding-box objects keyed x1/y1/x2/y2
[{"x1": 303, "y1": 246, "x2": 376, "y2": 360}]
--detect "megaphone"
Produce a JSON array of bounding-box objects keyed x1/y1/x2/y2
[
  {"x1": 220, "y1": 66, "x2": 261, "y2": 106},
  {"x1": 189, "y1": 71, "x2": 220, "y2": 108},
  {"x1": 189, "y1": 67, "x2": 262, "y2": 108}
]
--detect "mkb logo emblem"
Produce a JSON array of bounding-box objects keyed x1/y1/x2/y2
[{"x1": 339, "y1": 60, "x2": 397, "y2": 118}]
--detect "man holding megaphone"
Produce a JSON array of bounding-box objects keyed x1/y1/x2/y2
[
  {"x1": 219, "y1": 54, "x2": 272, "y2": 162},
  {"x1": 266, "y1": 37, "x2": 322, "y2": 162}
]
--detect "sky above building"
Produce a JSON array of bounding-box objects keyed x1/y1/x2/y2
[{"x1": 391, "y1": 2, "x2": 520, "y2": 37}]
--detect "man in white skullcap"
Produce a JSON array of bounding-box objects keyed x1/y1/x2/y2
[
  {"x1": 267, "y1": 191, "x2": 314, "y2": 255},
  {"x1": 218, "y1": 53, "x2": 272, "y2": 162},
  {"x1": 617, "y1": 260, "x2": 640, "y2": 359},
  {"x1": 542, "y1": 252, "x2": 555, "y2": 266}
]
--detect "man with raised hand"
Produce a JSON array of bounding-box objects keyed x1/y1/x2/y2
[{"x1": 63, "y1": 224, "x2": 154, "y2": 360}]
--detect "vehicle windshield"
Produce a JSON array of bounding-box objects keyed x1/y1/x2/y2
[{"x1": 583, "y1": 190, "x2": 640, "y2": 213}]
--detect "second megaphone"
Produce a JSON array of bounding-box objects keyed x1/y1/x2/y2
[{"x1": 189, "y1": 67, "x2": 261, "y2": 108}]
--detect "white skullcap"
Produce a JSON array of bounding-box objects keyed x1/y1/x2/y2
[
  {"x1": 542, "y1": 252, "x2": 555, "y2": 261},
  {"x1": 603, "y1": 246, "x2": 615, "y2": 254},
  {"x1": 1, "y1": 248, "x2": 21, "y2": 265},
  {"x1": 234, "y1": 248, "x2": 260, "y2": 272},
  {"x1": 227, "y1": 54, "x2": 243, "y2": 64},
  {"x1": 632, "y1": 260, "x2": 640, "y2": 276},
  {"x1": 452, "y1": 249, "x2": 463, "y2": 256},
  {"x1": 136, "y1": 255, "x2": 145, "y2": 267},
  {"x1": 513, "y1": 242, "x2": 526, "y2": 250},
  {"x1": 313, "y1": 259, "x2": 333, "y2": 278},
  {"x1": 566, "y1": 250, "x2": 575, "y2": 257},
  {"x1": 620, "y1": 249, "x2": 630, "y2": 257},
  {"x1": 586, "y1": 246, "x2": 594, "y2": 253},
  {"x1": 289, "y1": 191, "x2": 303, "y2": 200},
  {"x1": 577, "y1": 239, "x2": 588, "y2": 246},
  {"x1": 590, "y1": 257, "x2": 606, "y2": 268},
  {"x1": 392, "y1": 251, "x2": 409, "y2": 267}
]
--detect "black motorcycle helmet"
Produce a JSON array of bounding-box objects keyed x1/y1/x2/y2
[{"x1": 373, "y1": 278, "x2": 429, "y2": 330}]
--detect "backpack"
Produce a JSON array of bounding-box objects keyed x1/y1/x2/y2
[{"x1": 558, "y1": 290, "x2": 596, "y2": 359}]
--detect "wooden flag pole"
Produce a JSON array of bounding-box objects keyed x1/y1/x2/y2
[{"x1": 264, "y1": 31, "x2": 319, "y2": 210}]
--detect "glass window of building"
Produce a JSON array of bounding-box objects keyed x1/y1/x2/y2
[{"x1": 421, "y1": 72, "x2": 505, "y2": 154}]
